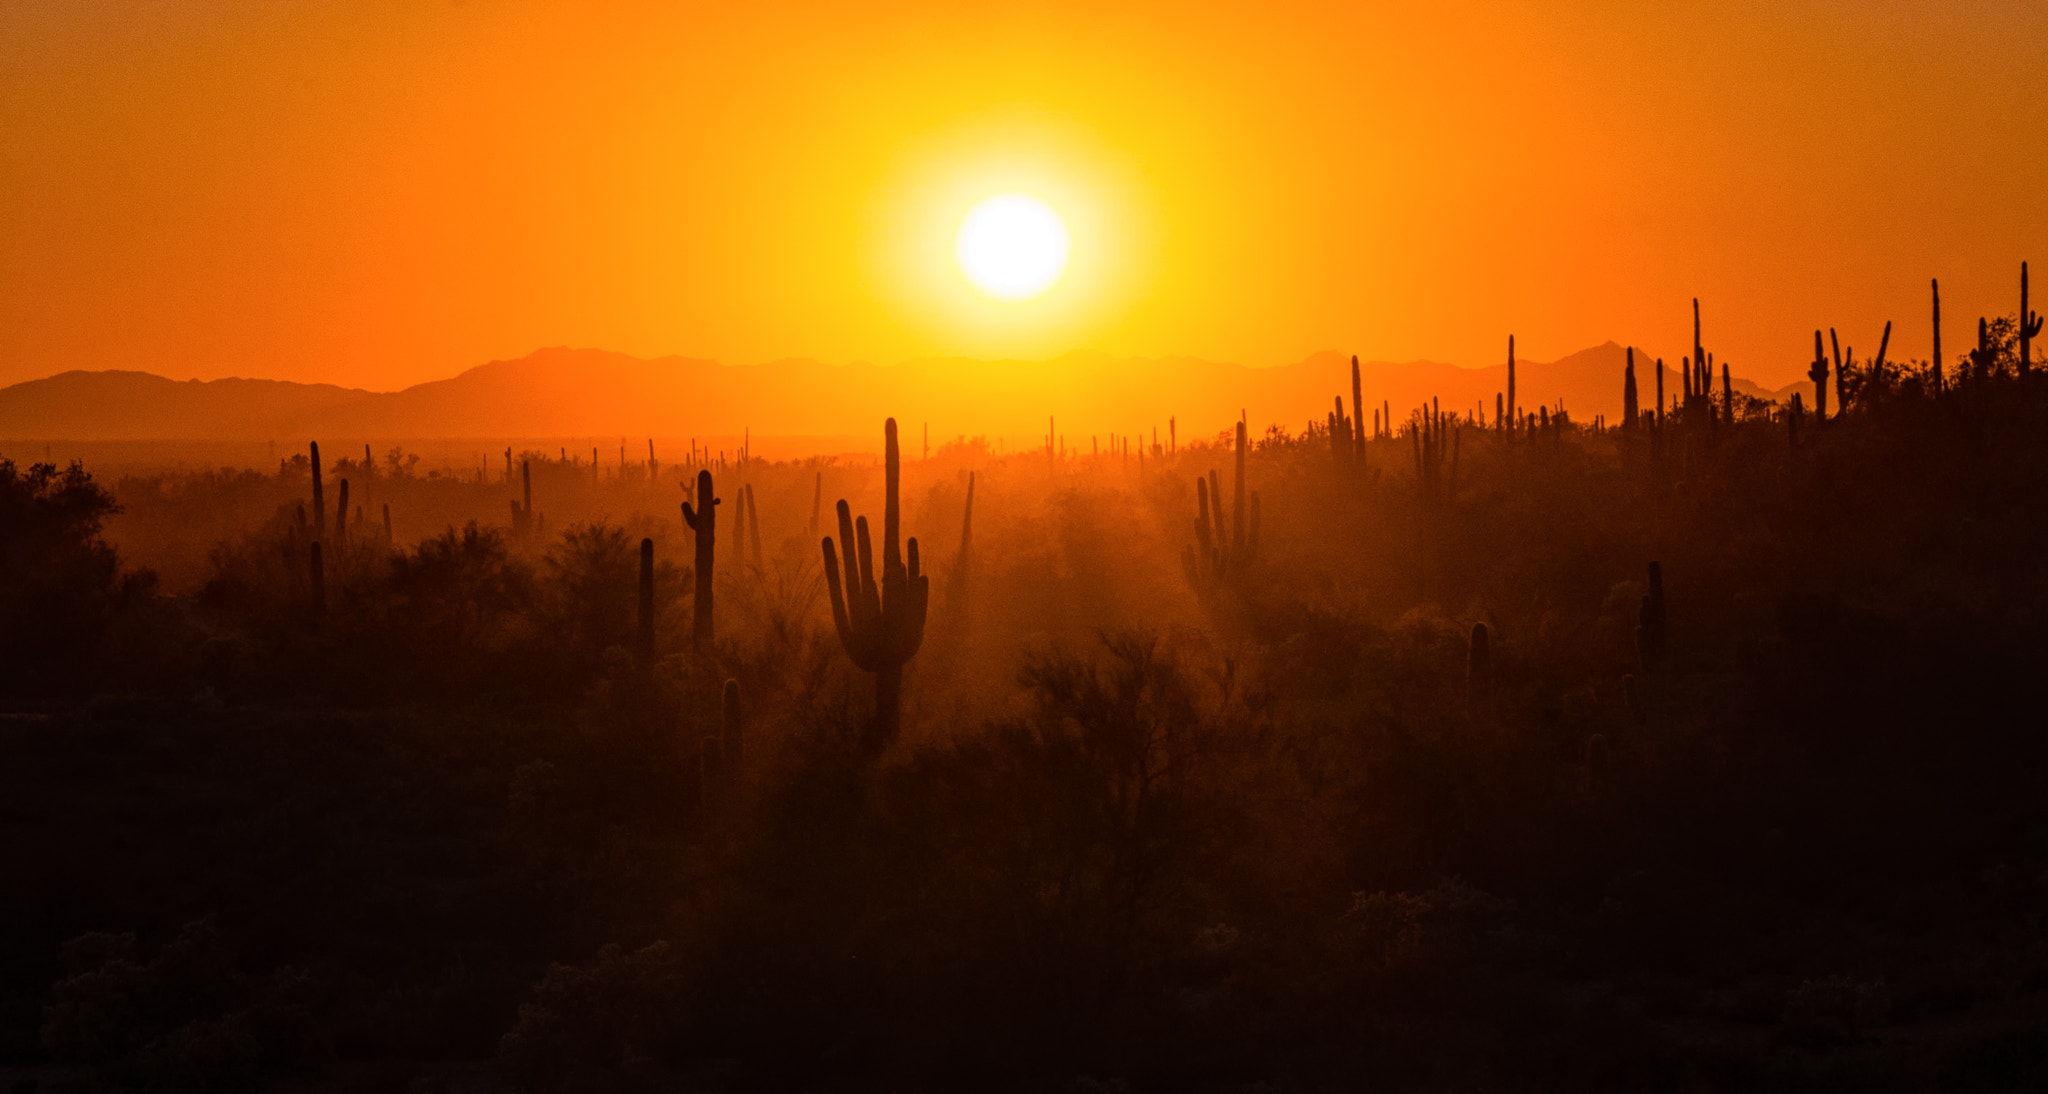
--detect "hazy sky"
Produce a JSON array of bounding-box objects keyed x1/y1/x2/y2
[{"x1": 2, "y1": 0, "x2": 2042, "y2": 391}]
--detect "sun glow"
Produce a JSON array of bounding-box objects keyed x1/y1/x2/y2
[{"x1": 955, "y1": 194, "x2": 1071, "y2": 300}]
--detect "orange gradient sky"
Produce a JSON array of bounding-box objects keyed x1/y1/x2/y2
[{"x1": 2, "y1": 0, "x2": 2043, "y2": 393}]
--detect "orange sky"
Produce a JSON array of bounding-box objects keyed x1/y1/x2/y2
[{"x1": 2, "y1": 0, "x2": 2043, "y2": 394}]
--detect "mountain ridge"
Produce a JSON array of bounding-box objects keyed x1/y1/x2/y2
[{"x1": 0, "y1": 345, "x2": 1804, "y2": 443}]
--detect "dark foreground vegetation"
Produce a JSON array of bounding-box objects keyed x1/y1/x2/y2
[{"x1": 5, "y1": 291, "x2": 2048, "y2": 1092}]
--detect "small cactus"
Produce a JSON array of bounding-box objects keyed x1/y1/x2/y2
[
  {"x1": 680, "y1": 470, "x2": 719, "y2": 655},
  {"x1": 1969, "y1": 317, "x2": 1997, "y2": 384}
]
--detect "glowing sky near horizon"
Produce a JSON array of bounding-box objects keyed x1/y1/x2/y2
[{"x1": 0, "y1": 0, "x2": 2043, "y2": 394}]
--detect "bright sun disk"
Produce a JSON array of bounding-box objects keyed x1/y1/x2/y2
[{"x1": 956, "y1": 194, "x2": 1070, "y2": 300}]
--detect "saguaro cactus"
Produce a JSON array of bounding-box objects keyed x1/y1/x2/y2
[
  {"x1": 1623, "y1": 348, "x2": 1639, "y2": 430},
  {"x1": 810, "y1": 472, "x2": 822, "y2": 538},
  {"x1": 745, "y1": 484, "x2": 763, "y2": 570},
  {"x1": 1350, "y1": 354, "x2": 1366, "y2": 460},
  {"x1": 681, "y1": 470, "x2": 719, "y2": 655},
  {"x1": 1654, "y1": 358, "x2": 1665, "y2": 430},
  {"x1": 1969, "y1": 317, "x2": 1996, "y2": 385},
  {"x1": 821, "y1": 419, "x2": 930, "y2": 754},
  {"x1": 1931, "y1": 278, "x2": 1943, "y2": 394},
  {"x1": 1182, "y1": 421, "x2": 1261, "y2": 588},
  {"x1": 2023, "y1": 262, "x2": 2043, "y2": 377},
  {"x1": 636, "y1": 537, "x2": 655, "y2": 667},
  {"x1": 1808, "y1": 331, "x2": 1831, "y2": 421},
  {"x1": 335, "y1": 479, "x2": 349, "y2": 553},
  {"x1": 1506, "y1": 335, "x2": 1516, "y2": 434},
  {"x1": 310, "y1": 442, "x2": 325, "y2": 541}
]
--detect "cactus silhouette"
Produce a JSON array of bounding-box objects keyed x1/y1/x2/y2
[
  {"x1": 821, "y1": 419, "x2": 930, "y2": 755},
  {"x1": 335, "y1": 479, "x2": 349, "y2": 553},
  {"x1": 1654, "y1": 358, "x2": 1665, "y2": 430},
  {"x1": 381, "y1": 502, "x2": 391, "y2": 542},
  {"x1": 310, "y1": 441, "x2": 324, "y2": 541},
  {"x1": 745, "y1": 484, "x2": 763, "y2": 571},
  {"x1": 1969, "y1": 317, "x2": 1996, "y2": 384},
  {"x1": 1182, "y1": 421, "x2": 1260, "y2": 588},
  {"x1": 1720, "y1": 361, "x2": 1732, "y2": 425},
  {"x1": 1350, "y1": 353, "x2": 1366, "y2": 461},
  {"x1": 1871, "y1": 320, "x2": 1892, "y2": 396},
  {"x1": 1931, "y1": 278, "x2": 1944, "y2": 393},
  {"x1": 1623, "y1": 348, "x2": 1639, "y2": 431},
  {"x1": 2023, "y1": 262, "x2": 2042, "y2": 376},
  {"x1": 680, "y1": 470, "x2": 720, "y2": 656},
  {"x1": 636, "y1": 537, "x2": 655, "y2": 668},
  {"x1": 1506, "y1": 335, "x2": 1516, "y2": 436},
  {"x1": 810, "y1": 472, "x2": 822, "y2": 538},
  {"x1": 1809, "y1": 331, "x2": 1831, "y2": 420}
]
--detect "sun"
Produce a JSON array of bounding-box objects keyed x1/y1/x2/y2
[{"x1": 955, "y1": 193, "x2": 1071, "y2": 300}]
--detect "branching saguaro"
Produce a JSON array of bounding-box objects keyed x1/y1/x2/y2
[
  {"x1": 822, "y1": 419, "x2": 930, "y2": 755},
  {"x1": 1181, "y1": 419, "x2": 1260, "y2": 589},
  {"x1": 1809, "y1": 331, "x2": 1831, "y2": 421},
  {"x1": 681, "y1": 470, "x2": 719, "y2": 656}
]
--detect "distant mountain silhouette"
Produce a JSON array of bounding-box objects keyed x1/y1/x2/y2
[{"x1": 0, "y1": 344, "x2": 1797, "y2": 444}]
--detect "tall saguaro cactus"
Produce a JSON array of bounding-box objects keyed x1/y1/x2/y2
[
  {"x1": 1809, "y1": 331, "x2": 1831, "y2": 421},
  {"x1": 1350, "y1": 354, "x2": 1366, "y2": 460},
  {"x1": 2024, "y1": 262, "x2": 2043, "y2": 377},
  {"x1": 310, "y1": 441, "x2": 325, "y2": 541},
  {"x1": 335, "y1": 479, "x2": 349, "y2": 553},
  {"x1": 1931, "y1": 278, "x2": 1943, "y2": 394},
  {"x1": 1506, "y1": 335, "x2": 1517, "y2": 435},
  {"x1": 822, "y1": 419, "x2": 930, "y2": 755},
  {"x1": 1622, "y1": 348, "x2": 1639, "y2": 430},
  {"x1": 681, "y1": 470, "x2": 719, "y2": 656}
]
